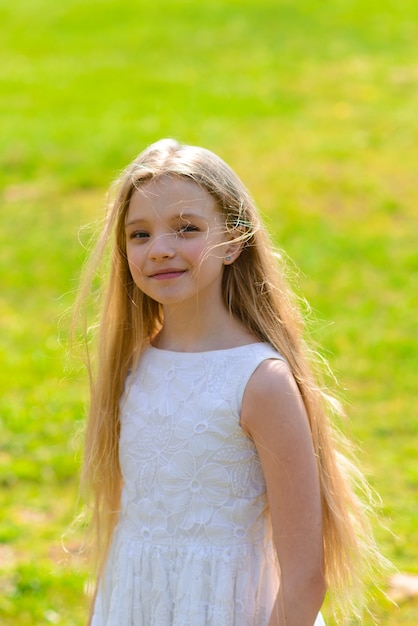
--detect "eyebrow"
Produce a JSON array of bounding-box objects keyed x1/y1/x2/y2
[{"x1": 125, "y1": 212, "x2": 206, "y2": 228}]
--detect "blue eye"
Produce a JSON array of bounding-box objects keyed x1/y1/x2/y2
[
  {"x1": 178, "y1": 224, "x2": 199, "y2": 233},
  {"x1": 130, "y1": 231, "x2": 149, "y2": 239}
]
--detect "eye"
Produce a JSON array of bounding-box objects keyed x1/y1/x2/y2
[
  {"x1": 129, "y1": 230, "x2": 149, "y2": 240},
  {"x1": 177, "y1": 223, "x2": 199, "y2": 234}
]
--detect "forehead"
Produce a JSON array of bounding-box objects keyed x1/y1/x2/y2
[{"x1": 127, "y1": 176, "x2": 218, "y2": 220}]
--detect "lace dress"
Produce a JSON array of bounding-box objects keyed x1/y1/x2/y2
[{"x1": 91, "y1": 343, "x2": 325, "y2": 626}]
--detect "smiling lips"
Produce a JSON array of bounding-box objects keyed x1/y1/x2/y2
[{"x1": 149, "y1": 268, "x2": 187, "y2": 280}]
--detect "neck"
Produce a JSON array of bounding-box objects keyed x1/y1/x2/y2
[{"x1": 153, "y1": 301, "x2": 255, "y2": 353}]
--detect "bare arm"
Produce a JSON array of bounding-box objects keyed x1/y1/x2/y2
[{"x1": 241, "y1": 359, "x2": 326, "y2": 626}]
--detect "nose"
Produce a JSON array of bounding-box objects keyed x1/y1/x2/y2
[{"x1": 148, "y1": 233, "x2": 176, "y2": 261}]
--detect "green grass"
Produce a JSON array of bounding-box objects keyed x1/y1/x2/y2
[{"x1": 1, "y1": 0, "x2": 417, "y2": 623}]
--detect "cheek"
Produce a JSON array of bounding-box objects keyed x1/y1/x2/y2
[
  {"x1": 126, "y1": 246, "x2": 145, "y2": 275},
  {"x1": 186, "y1": 239, "x2": 225, "y2": 264}
]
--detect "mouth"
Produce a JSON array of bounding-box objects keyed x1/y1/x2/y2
[{"x1": 149, "y1": 269, "x2": 186, "y2": 280}]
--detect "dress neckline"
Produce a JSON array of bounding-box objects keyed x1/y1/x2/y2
[{"x1": 147, "y1": 342, "x2": 269, "y2": 356}]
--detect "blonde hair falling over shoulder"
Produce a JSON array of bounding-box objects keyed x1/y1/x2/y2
[{"x1": 75, "y1": 138, "x2": 388, "y2": 623}]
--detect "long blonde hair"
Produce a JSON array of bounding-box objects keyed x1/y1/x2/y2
[{"x1": 75, "y1": 138, "x2": 385, "y2": 622}]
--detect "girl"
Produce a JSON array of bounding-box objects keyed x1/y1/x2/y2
[{"x1": 76, "y1": 139, "x2": 383, "y2": 625}]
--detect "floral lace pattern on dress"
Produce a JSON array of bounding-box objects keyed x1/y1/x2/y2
[{"x1": 92, "y1": 344, "x2": 325, "y2": 626}]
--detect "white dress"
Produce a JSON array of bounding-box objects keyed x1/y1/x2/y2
[{"x1": 92, "y1": 343, "x2": 325, "y2": 626}]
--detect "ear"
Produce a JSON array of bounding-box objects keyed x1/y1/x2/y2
[{"x1": 223, "y1": 233, "x2": 244, "y2": 265}]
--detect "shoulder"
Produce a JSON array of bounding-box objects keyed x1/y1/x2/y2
[
  {"x1": 246, "y1": 357, "x2": 295, "y2": 393},
  {"x1": 241, "y1": 358, "x2": 308, "y2": 438},
  {"x1": 243, "y1": 357, "x2": 301, "y2": 408}
]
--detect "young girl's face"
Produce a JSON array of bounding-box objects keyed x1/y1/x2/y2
[{"x1": 125, "y1": 176, "x2": 234, "y2": 309}]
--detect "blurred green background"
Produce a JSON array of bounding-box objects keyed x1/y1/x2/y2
[{"x1": 1, "y1": 0, "x2": 417, "y2": 623}]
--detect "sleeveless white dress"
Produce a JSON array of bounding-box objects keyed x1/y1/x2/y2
[{"x1": 92, "y1": 343, "x2": 325, "y2": 626}]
